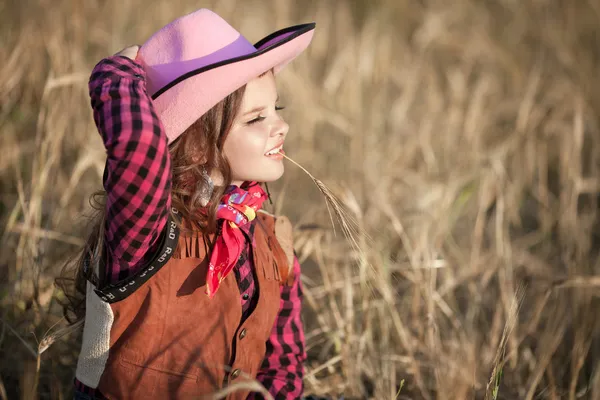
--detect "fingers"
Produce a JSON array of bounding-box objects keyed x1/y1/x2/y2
[{"x1": 115, "y1": 45, "x2": 140, "y2": 60}]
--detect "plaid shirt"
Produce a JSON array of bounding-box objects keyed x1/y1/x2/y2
[{"x1": 81, "y1": 56, "x2": 306, "y2": 399}]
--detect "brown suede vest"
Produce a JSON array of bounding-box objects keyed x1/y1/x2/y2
[{"x1": 96, "y1": 212, "x2": 292, "y2": 399}]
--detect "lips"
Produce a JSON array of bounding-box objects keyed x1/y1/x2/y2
[{"x1": 264, "y1": 141, "x2": 284, "y2": 156}]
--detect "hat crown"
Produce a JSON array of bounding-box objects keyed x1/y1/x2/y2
[{"x1": 139, "y1": 9, "x2": 256, "y2": 95}]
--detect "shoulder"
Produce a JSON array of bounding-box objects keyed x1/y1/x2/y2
[
  {"x1": 256, "y1": 210, "x2": 294, "y2": 244},
  {"x1": 257, "y1": 209, "x2": 292, "y2": 227},
  {"x1": 257, "y1": 210, "x2": 295, "y2": 278},
  {"x1": 171, "y1": 217, "x2": 213, "y2": 260}
]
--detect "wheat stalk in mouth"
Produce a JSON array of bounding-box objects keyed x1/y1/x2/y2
[{"x1": 280, "y1": 152, "x2": 368, "y2": 264}]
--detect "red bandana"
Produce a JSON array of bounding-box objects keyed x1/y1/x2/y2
[{"x1": 207, "y1": 183, "x2": 267, "y2": 298}]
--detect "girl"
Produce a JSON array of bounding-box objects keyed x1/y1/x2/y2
[{"x1": 63, "y1": 8, "x2": 315, "y2": 400}]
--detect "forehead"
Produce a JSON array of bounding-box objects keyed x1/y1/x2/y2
[{"x1": 241, "y1": 72, "x2": 277, "y2": 106}]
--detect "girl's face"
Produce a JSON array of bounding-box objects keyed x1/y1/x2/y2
[{"x1": 223, "y1": 72, "x2": 289, "y2": 186}]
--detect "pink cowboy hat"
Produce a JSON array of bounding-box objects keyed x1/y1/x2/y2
[{"x1": 137, "y1": 9, "x2": 315, "y2": 143}]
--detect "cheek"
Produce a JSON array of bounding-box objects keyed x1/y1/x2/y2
[{"x1": 223, "y1": 127, "x2": 267, "y2": 166}]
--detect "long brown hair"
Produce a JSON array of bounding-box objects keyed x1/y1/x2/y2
[{"x1": 56, "y1": 85, "x2": 246, "y2": 324}]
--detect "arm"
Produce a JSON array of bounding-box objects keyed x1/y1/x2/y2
[
  {"x1": 89, "y1": 54, "x2": 171, "y2": 285},
  {"x1": 251, "y1": 257, "x2": 307, "y2": 399}
]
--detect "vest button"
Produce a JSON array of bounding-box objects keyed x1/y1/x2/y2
[
  {"x1": 239, "y1": 328, "x2": 247, "y2": 339},
  {"x1": 242, "y1": 293, "x2": 249, "y2": 300},
  {"x1": 230, "y1": 368, "x2": 241, "y2": 380}
]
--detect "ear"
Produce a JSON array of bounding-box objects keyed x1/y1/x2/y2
[{"x1": 190, "y1": 148, "x2": 207, "y2": 164}]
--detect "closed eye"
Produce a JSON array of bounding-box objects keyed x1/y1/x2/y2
[
  {"x1": 247, "y1": 115, "x2": 266, "y2": 125},
  {"x1": 246, "y1": 106, "x2": 285, "y2": 125}
]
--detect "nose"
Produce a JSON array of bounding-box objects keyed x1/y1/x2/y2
[{"x1": 271, "y1": 117, "x2": 289, "y2": 138}]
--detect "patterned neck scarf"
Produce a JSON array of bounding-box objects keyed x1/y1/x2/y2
[{"x1": 207, "y1": 183, "x2": 267, "y2": 298}]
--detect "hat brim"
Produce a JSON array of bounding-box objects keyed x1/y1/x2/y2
[{"x1": 150, "y1": 23, "x2": 315, "y2": 143}]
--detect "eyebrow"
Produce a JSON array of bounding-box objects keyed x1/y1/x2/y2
[{"x1": 242, "y1": 95, "x2": 280, "y2": 116}]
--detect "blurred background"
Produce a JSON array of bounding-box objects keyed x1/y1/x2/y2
[{"x1": 2, "y1": 0, "x2": 600, "y2": 399}]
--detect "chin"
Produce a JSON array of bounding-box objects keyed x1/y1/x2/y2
[
  {"x1": 259, "y1": 171, "x2": 285, "y2": 183},
  {"x1": 242, "y1": 165, "x2": 284, "y2": 184}
]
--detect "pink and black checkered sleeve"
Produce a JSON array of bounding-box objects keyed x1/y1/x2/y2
[
  {"x1": 250, "y1": 256, "x2": 307, "y2": 399},
  {"x1": 89, "y1": 56, "x2": 171, "y2": 284}
]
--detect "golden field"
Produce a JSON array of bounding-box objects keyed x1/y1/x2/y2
[{"x1": 1, "y1": 0, "x2": 600, "y2": 398}]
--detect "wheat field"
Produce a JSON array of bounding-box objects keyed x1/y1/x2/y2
[{"x1": 1, "y1": 0, "x2": 600, "y2": 399}]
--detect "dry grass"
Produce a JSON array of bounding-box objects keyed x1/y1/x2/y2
[{"x1": 2, "y1": 0, "x2": 600, "y2": 398}]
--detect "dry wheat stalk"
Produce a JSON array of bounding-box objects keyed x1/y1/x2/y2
[
  {"x1": 210, "y1": 380, "x2": 274, "y2": 400},
  {"x1": 485, "y1": 286, "x2": 524, "y2": 400},
  {"x1": 280, "y1": 152, "x2": 370, "y2": 266}
]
